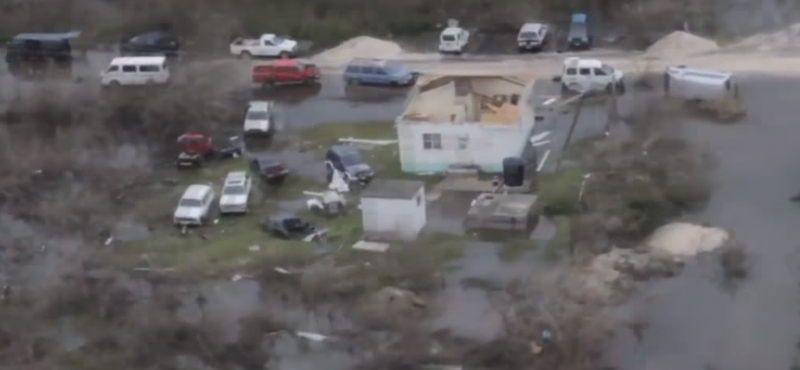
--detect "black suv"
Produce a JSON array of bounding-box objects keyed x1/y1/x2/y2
[
  {"x1": 325, "y1": 144, "x2": 374, "y2": 185},
  {"x1": 5, "y1": 32, "x2": 78, "y2": 77},
  {"x1": 120, "y1": 31, "x2": 179, "y2": 57}
]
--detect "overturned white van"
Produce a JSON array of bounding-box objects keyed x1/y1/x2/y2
[{"x1": 664, "y1": 66, "x2": 738, "y2": 101}]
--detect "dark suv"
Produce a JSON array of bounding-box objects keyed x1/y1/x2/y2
[
  {"x1": 5, "y1": 32, "x2": 78, "y2": 77},
  {"x1": 120, "y1": 31, "x2": 179, "y2": 57},
  {"x1": 325, "y1": 145, "x2": 374, "y2": 185}
]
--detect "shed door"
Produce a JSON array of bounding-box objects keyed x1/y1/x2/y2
[{"x1": 361, "y1": 199, "x2": 380, "y2": 236}]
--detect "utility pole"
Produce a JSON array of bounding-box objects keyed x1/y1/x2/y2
[{"x1": 555, "y1": 94, "x2": 585, "y2": 172}]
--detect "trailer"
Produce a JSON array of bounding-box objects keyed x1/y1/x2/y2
[{"x1": 664, "y1": 66, "x2": 738, "y2": 101}]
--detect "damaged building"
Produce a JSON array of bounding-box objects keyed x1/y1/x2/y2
[{"x1": 395, "y1": 74, "x2": 536, "y2": 174}]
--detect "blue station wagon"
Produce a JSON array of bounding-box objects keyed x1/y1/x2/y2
[{"x1": 343, "y1": 58, "x2": 415, "y2": 87}]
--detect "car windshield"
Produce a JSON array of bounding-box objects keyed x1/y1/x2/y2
[
  {"x1": 272, "y1": 36, "x2": 286, "y2": 44},
  {"x1": 246, "y1": 111, "x2": 269, "y2": 120},
  {"x1": 340, "y1": 151, "x2": 363, "y2": 166},
  {"x1": 179, "y1": 198, "x2": 202, "y2": 207},
  {"x1": 223, "y1": 185, "x2": 246, "y2": 195},
  {"x1": 441, "y1": 34, "x2": 456, "y2": 41},
  {"x1": 569, "y1": 24, "x2": 587, "y2": 38},
  {"x1": 519, "y1": 32, "x2": 538, "y2": 39}
]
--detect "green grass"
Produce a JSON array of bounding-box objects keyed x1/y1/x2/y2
[
  {"x1": 538, "y1": 167, "x2": 584, "y2": 215},
  {"x1": 120, "y1": 210, "x2": 315, "y2": 272},
  {"x1": 539, "y1": 216, "x2": 573, "y2": 261}
]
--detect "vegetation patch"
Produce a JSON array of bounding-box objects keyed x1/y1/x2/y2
[{"x1": 538, "y1": 167, "x2": 584, "y2": 215}]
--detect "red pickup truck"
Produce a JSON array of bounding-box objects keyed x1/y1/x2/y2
[{"x1": 252, "y1": 59, "x2": 321, "y2": 87}]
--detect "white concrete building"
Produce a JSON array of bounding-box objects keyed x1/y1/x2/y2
[
  {"x1": 360, "y1": 179, "x2": 426, "y2": 241},
  {"x1": 396, "y1": 74, "x2": 536, "y2": 174}
]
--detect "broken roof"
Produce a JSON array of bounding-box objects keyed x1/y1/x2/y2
[
  {"x1": 361, "y1": 179, "x2": 423, "y2": 199},
  {"x1": 400, "y1": 74, "x2": 530, "y2": 125}
]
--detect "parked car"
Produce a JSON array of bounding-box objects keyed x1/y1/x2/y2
[
  {"x1": 343, "y1": 58, "x2": 415, "y2": 86},
  {"x1": 560, "y1": 57, "x2": 624, "y2": 95},
  {"x1": 120, "y1": 31, "x2": 179, "y2": 57},
  {"x1": 249, "y1": 155, "x2": 289, "y2": 185},
  {"x1": 100, "y1": 56, "x2": 171, "y2": 87},
  {"x1": 517, "y1": 23, "x2": 549, "y2": 53},
  {"x1": 219, "y1": 171, "x2": 252, "y2": 214},
  {"x1": 175, "y1": 132, "x2": 243, "y2": 168},
  {"x1": 243, "y1": 101, "x2": 275, "y2": 136},
  {"x1": 230, "y1": 34, "x2": 298, "y2": 59},
  {"x1": 567, "y1": 13, "x2": 593, "y2": 50},
  {"x1": 664, "y1": 65, "x2": 738, "y2": 101},
  {"x1": 173, "y1": 184, "x2": 215, "y2": 226},
  {"x1": 438, "y1": 22, "x2": 470, "y2": 55},
  {"x1": 260, "y1": 214, "x2": 319, "y2": 240},
  {"x1": 326, "y1": 144, "x2": 374, "y2": 185},
  {"x1": 5, "y1": 31, "x2": 79, "y2": 78},
  {"x1": 252, "y1": 59, "x2": 321, "y2": 87}
]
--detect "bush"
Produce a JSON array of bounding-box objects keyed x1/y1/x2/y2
[{"x1": 538, "y1": 168, "x2": 584, "y2": 215}]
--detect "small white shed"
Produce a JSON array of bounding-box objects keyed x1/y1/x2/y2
[{"x1": 360, "y1": 179, "x2": 426, "y2": 241}]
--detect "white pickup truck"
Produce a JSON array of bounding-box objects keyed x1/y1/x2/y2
[{"x1": 229, "y1": 34, "x2": 299, "y2": 59}]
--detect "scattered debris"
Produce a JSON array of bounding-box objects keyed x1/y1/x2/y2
[
  {"x1": 231, "y1": 274, "x2": 243, "y2": 282},
  {"x1": 352, "y1": 240, "x2": 391, "y2": 252},
  {"x1": 690, "y1": 97, "x2": 746, "y2": 122},
  {"x1": 248, "y1": 245, "x2": 260, "y2": 252},
  {"x1": 296, "y1": 331, "x2": 332, "y2": 342},
  {"x1": 305, "y1": 190, "x2": 347, "y2": 217},
  {"x1": 104, "y1": 236, "x2": 114, "y2": 246},
  {"x1": 338, "y1": 137, "x2": 398, "y2": 145}
]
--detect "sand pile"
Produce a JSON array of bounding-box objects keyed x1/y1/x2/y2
[
  {"x1": 645, "y1": 222, "x2": 729, "y2": 257},
  {"x1": 313, "y1": 36, "x2": 405, "y2": 65},
  {"x1": 732, "y1": 23, "x2": 800, "y2": 51},
  {"x1": 646, "y1": 31, "x2": 719, "y2": 58}
]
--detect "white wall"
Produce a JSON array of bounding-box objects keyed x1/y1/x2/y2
[
  {"x1": 396, "y1": 80, "x2": 536, "y2": 174},
  {"x1": 361, "y1": 188, "x2": 426, "y2": 241}
]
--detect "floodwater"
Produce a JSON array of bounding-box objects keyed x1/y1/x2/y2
[
  {"x1": 7, "y1": 47, "x2": 800, "y2": 370},
  {"x1": 610, "y1": 76, "x2": 800, "y2": 370}
]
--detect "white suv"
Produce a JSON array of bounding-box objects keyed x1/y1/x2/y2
[
  {"x1": 560, "y1": 57, "x2": 625, "y2": 95},
  {"x1": 243, "y1": 101, "x2": 274, "y2": 136},
  {"x1": 173, "y1": 184, "x2": 215, "y2": 226},
  {"x1": 219, "y1": 171, "x2": 252, "y2": 214}
]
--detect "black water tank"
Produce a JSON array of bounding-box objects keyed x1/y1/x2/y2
[{"x1": 502, "y1": 157, "x2": 525, "y2": 187}]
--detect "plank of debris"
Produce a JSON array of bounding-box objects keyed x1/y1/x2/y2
[{"x1": 352, "y1": 241, "x2": 391, "y2": 252}]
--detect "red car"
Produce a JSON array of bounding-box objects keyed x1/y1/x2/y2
[{"x1": 252, "y1": 59, "x2": 321, "y2": 87}]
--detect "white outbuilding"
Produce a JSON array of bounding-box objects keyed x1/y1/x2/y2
[{"x1": 360, "y1": 179, "x2": 426, "y2": 241}]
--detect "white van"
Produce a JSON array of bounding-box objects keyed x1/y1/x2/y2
[
  {"x1": 100, "y1": 56, "x2": 170, "y2": 87},
  {"x1": 664, "y1": 66, "x2": 738, "y2": 101},
  {"x1": 439, "y1": 20, "x2": 470, "y2": 55},
  {"x1": 560, "y1": 57, "x2": 624, "y2": 94}
]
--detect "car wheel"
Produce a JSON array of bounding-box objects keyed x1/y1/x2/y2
[
  {"x1": 109, "y1": 80, "x2": 121, "y2": 87},
  {"x1": 561, "y1": 83, "x2": 569, "y2": 95},
  {"x1": 616, "y1": 81, "x2": 626, "y2": 95},
  {"x1": 240, "y1": 51, "x2": 252, "y2": 60}
]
